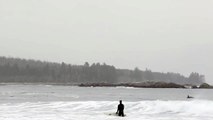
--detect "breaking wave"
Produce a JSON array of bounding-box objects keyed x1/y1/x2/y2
[{"x1": 0, "y1": 100, "x2": 212, "y2": 120}]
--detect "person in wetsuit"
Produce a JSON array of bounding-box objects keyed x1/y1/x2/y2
[
  {"x1": 187, "y1": 95, "x2": 193, "y2": 99},
  {"x1": 116, "y1": 100, "x2": 124, "y2": 117}
]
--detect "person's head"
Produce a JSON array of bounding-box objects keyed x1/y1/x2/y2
[{"x1": 119, "y1": 100, "x2": 122, "y2": 104}]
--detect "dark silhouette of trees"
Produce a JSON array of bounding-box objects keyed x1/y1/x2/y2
[
  {"x1": 188, "y1": 72, "x2": 205, "y2": 85},
  {"x1": 131, "y1": 67, "x2": 143, "y2": 82},
  {"x1": 0, "y1": 56, "x2": 205, "y2": 85},
  {"x1": 144, "y1": 68, "x2": 154, "y2": 81}
]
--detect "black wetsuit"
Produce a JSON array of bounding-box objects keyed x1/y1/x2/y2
[{"x1": 117, "y1": 103, "x2": 124, "y2": 116}]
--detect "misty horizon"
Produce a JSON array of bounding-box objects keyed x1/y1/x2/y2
[
  {"x1": 0, "y1": 56, "x2": 205, "y2": 86},
  {"x1": 0, "y1": 55, "x2": 205, "y2": 78}
]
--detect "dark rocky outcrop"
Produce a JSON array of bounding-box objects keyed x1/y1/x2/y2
[
  {"x1": 79, "y1": 82, "x2": 185, "y2": 88},
  {"x1": 199, "y1": 83, "x2": 213, "y2": 88}
]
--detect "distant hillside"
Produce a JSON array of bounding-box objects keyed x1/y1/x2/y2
[{"x1": 0, "y1": 56, "x2": 205, "y2": 85}]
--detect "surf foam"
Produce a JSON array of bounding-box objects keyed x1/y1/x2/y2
[{"x1": 0, "y1": 100, "x2": 212, "y2": 120}]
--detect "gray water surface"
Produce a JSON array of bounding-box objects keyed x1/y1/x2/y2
[{"x1": 0, "y1": 84, "x2": 212, "y2": 103}]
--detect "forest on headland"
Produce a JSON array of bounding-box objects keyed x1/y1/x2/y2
[{"x1": 0, "y1": 56, "x2": 205, "y2": 86}]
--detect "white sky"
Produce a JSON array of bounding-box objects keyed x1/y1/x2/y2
[{"x1": 0, "y1": 0, "x2": 213, "y2": 83}]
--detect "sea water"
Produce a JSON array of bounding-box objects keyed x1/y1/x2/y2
[{"x1": 0, "y1": 84, "x2": 213, "y2": 120}]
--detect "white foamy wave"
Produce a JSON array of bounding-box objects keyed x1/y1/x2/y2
[{"x1": 0, "y1": 100, "x2": 212, "y2": 120}]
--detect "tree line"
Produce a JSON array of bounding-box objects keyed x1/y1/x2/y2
[{"x1": 0, "y1": 56, "x2": 205, "y2": 85}]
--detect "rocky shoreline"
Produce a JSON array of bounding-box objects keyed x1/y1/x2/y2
[
  {"x1": 79, "y1": 82, "x2": 213, "y2": 89},
  {"x1": 1, "y1": 82, "x2": 212, "y2": 89}
]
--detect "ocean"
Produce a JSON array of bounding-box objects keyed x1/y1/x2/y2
[{"x1": 0, "y1": 84, "x2": 212, "y2": 120}]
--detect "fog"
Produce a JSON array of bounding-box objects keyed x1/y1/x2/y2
[{"x1": 0, "y1": 0, "x2": 212, "y2": 84}]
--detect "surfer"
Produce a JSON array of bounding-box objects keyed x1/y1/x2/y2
[
  {"x1": 187, "y1": 95, "x2": 193, "y2": 99},
  {"x1": 116, "y1": 100, "x2": 124, "y2": 117}
]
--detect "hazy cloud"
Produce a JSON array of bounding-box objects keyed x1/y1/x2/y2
[{"x1": 0, "y1": 0, "x2": 213, "y2": 83}]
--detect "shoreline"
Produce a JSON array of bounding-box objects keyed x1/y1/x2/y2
[{"x1": 0, "y1": 82, "x2": 212, "y2": 89}]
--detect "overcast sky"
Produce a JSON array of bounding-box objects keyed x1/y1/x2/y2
[{"x1": 0, "y1": 0, "x2": 213, "y2": 83}]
